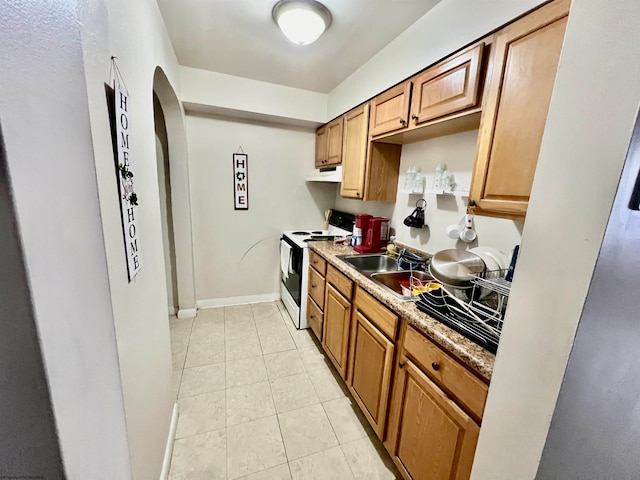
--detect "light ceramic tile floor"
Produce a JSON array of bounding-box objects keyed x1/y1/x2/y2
[{"x1": 168, "y1": 301, "x2": 401, "y2": 480}]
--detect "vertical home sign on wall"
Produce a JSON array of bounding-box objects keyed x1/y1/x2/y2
[
  {"x1": 115, "y1": 86, "x2": 142, "y2": 281},
  {"x1": 233, "y1": 151, "x2": 249, "y2": 210}
]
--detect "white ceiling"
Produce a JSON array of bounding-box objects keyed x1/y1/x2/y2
[{"x1": 156, "y1": 0, "x2": 441, "y2": 93}]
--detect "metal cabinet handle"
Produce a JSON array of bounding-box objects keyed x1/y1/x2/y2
[
  {"x1": 411, "y1": 114, "x2": 418, "y2": 121},
  {"x1": 468, "y1": 200, "x2": 477, "y2": 207},
  {"x1": 431, "y1": 362, "x2": 440, "y2": 371},
  {"x1": 312, "y1": 284, "x2": 317, "y2": 288},
  {"x1": 399, "y1": 362, "x2": 406, "y2": 369},
  {"x1": 399, "y1": 118, "x2": 406, "y2": 125}
]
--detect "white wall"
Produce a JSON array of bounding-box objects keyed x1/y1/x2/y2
[
  {"x1": 78, "y1": 0, "x2": 181, "y2": 477},
  {"x1": 0, "y1": 1, "x2": 131, "y2": 477},
  {"x1": 472, "y1": 0, "x2": 640, "y2": 478},
  {"x1": 154, "y1": 95, "x2": 179, "y2": 311},
  {"x1": 181, "y1": 66, "x2": 328, "y2": 126},
  {"x1": 186, "y1": 113, "x2": 335, "y2": 305},
  {"x1": 328, "y1": 0, "x2": 547, "y2": 118},
  {"x1": 336, "y1": 131, "x2": 523, "y2": 255}
]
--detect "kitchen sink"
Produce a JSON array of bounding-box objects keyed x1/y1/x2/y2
[
  {"x1": 338, "y1": 254, "x2": 401, "y2": 273},
  {"x1": 337, "y1": 254, "x2": 434, "y2": 301},
  {"x1": 371, "y1": 271, "x2": 436, "y2": 300}
]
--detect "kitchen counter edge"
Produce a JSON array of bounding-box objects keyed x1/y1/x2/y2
[{"x1": 309, "y1": 242, "x2": 495, "y2": 381}]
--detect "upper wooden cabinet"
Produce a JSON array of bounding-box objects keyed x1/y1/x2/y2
[
  {"x1": 315, "y1": 117, "x2": 343, "y2": 168},
  {"x1": 341, "y1": 103, "x2": 403, "y2": 202},
  {"x1": 341, "y1": 104, "x2": 370, "y2": 199},
  {"x1": 326, "y1": 117, "x2": 343, "y2": 166},
  {"x1": 469, "y1": 0, "x2": 570, "y2": 218},
  {"x1": 370, "y1": 82, "x2": 412, "y2": 137},
  {"x1": 411, "y1": 43, "x2": 485, "y2": 126},
  {"x1": 314, "y1": 126, "x2": 327, "y2": 168}
]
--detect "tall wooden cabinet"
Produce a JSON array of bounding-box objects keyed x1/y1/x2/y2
[
  {"x1": 347, "y1": 287, "x2": 399, "y2": 438},
  {"x1": 322, "y1": 266, "x2": 353, "y2": 379},
  {"x1": 469, "y1": 0, "x2": 570, "y2": 218},
  {"x1": 341, "y1": 104, "x2": 370, "y2": 199},
  {"x1": 340, "y1": 103, "x2": 403, "y2": 202}
]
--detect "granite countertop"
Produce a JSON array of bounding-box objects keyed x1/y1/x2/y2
[{"x1": 309, "y1": 242, "x2": 495, "y2": 380}]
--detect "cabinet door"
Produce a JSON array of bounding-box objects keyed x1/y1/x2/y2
[
  {"x1": 411, "y1": 44, "x2": 484, "y2": 126},
  {"x1": 306, "y1": 295, "x2": 323, "y2": 342},
  {"x1": 370, "y1": 82, "x2": 412, "y2": 137},
  {"x1": 386, "y1": 357, "x2": 480, "y2": 480},
  {"x1": 315, "y1": 126, "x2": 328, "y2": 168},
  {"x1": 325, "y1": 117, "x2": 343, "y2": 166},
  {"x1": 308, "y1": 266, "x2": 325, "y2": 308},
  {"x1": 347, "y1": 311, "x2": 395, "y2": 439},
  {"x1": 469, "y1": 0, "x2": 569, "y2": 218},
  {"x1": 322, "y1": 284, "x2": 351, "y2": 379},
  {"x1": 341, "y1": 104, "x2": 370, "y2": 199}
]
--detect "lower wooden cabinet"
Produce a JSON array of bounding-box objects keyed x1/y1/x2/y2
[
  {"x1": 306, "y1": 295, "x2": 323, "y2": 341},
  {"x1": 347, "y1": 310, "x2": 395, "y2": 438},
  {"x1": 385, "y1": 356, "x2": 480, "y2": 480},
  {"x1": 322, "y1": 284, "x2": 352, "y2": 379}
]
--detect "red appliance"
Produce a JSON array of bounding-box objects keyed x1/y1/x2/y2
[
  {"x1": 355, "y1": 217, "x2": 390, "y2": 253},
  {"x1": 353, "y1": 214, "x2": 372, "y2": 247}
]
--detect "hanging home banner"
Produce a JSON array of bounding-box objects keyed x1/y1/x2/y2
[
  {"x1": 233, "y1": 153, "x2": 249, "y2": 210},
  {"x1": 114, "y1": 86, "x2": 142, "y2": 281}
]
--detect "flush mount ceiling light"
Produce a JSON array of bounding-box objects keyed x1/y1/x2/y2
[{"x1": 272, "y1": 0, "x2": 332, "y2": 46}]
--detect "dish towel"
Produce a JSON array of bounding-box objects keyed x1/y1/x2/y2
[{"x1": 280, "y1": 240, "x2": 292, "y2": 281}]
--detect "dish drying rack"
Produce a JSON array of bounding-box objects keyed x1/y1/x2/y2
[{"x1": 415, "y1": 268, "x2": 512, "y2": 353}]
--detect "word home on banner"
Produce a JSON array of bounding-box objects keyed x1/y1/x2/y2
[
  {"x1": 233, "y1": 153, "x2": 249, "y2": 210},
  {"x1": 115, "y1": 86, "x2": 142, "y2": 281}
]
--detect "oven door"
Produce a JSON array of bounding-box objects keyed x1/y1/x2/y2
[{"x1": 280, "y1": 237, "x2": 303, "y2": 306}]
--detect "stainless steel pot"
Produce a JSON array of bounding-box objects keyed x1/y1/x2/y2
[{"x1": 428, "y1": 249, "x2": 485, "y2": 288}]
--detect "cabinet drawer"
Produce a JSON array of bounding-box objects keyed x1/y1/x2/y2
[
  {"x1": 309, "y1": 250, "x2": 327, "y2": 276},
  {"x1": 326, "y1": 264, "x2": 352, "y2": 299},
  {"x1": 404, "y1": 325, "x2": 488, "y2": 421},
  {"x1": 306, "y1": 295, "x2": 323, "y2": 341},
  {"x1": 308, "y1": 267, "x2": 325, "y2": 308},
  {"x1": 353, "y1": 287, "x2": 398, "y2": 340}
]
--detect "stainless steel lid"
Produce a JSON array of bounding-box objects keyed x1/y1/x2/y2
[{"x1": 428, "y1": 249, "x2": 485, "y2": 287}]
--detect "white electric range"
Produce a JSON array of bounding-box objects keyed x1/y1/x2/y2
[{"x1": 280, "y1": 210, "x2": 355, "y2": 329}]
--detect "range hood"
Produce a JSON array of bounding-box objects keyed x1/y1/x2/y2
[{"x1": 305, "y1": 166, "x2": 342, "y2": 183}]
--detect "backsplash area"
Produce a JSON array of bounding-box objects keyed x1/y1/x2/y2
[{"x1": 335, "y1": 130, "x2": 523, "y2": 256}]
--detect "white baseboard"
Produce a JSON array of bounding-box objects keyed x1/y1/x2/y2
[
  {"x1": 159, "y1": 402, "x2": 179, "y2": 480},
  {"x1": 168, "y1": 307, "x2": 177, "y2": 316},
  {"x1": 177, "y1": 308, "x2": 197, "y2": 319},
  {"x1": 197, "y1": 293, "x2": 281, "y2": 309}
]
